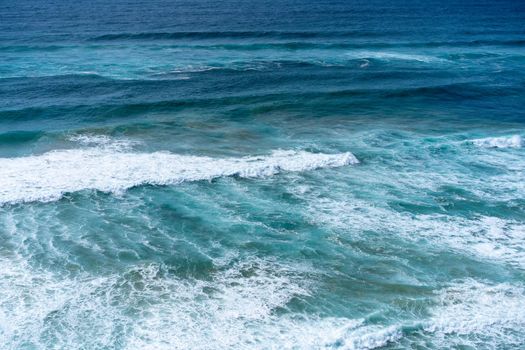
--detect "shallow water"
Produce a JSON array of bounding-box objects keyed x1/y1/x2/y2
[{"x1": 1, "y1": 1, "x2": 525, "y2": 349}]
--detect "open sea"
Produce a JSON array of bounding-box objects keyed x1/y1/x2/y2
[{"x1": 1, "y1": 0, "x2": 525, "y2": 349}]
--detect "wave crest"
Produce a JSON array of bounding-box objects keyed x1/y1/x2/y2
[
  {"x1": 471, "y1": 135, "x2": 522, "y2": 148},
  {"x1": 0, "y1": 145, "x2": 358, "y2": 205}
]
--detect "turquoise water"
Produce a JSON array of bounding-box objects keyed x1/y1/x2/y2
[{"x1": 1, "y1": 1, "x2": 525, "y2": 349}]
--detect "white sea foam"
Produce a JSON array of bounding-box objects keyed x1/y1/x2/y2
[
  {"x1": 348, "y1": 51, "x2": 441, "y2": 63},
  {"x1": 67, "y1": 133, "x2": 113, "y2": 145},
  {"x1": 471, "y1": 135, "x2": 522, "y2": 148},
  {"x1": 306, "y1": 197, "x2": 525, "y2": 269},
  {"x1": 0, "y1": 254, "x2": 401, "y2": 350},
  {"x1": 0, "y1": 144, "x2": 358, "y2": 205},
  {"x1": 426, "y1": 280, "x2": 525, "y2": 348},
  {"x1": 3, "y1": 249, "x2": 522, "y2": 349},
  {"x1": 67, "y1": 133, "x2": 140, "y2": 150}
]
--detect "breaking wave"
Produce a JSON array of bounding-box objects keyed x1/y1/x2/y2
[
  {"x1": 471, "y1": 135, "x2": 522, "y2": 148},
  {"x1": 0, "y1": 137, "x2": 358, "y2": 205}
]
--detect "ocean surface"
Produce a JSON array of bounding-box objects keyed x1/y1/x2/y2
[{"x1": 1, "y1": 0, "x2": 525, "y2": 349}]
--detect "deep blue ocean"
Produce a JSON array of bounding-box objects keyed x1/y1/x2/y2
[{"x1": 1, "y1": 1, "x2": 525, "y2": 349}]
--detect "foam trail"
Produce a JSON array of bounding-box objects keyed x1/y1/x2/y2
[
  {"x1": 0, "y1": 148, "x2": 358, "y2": 205},
  {"x1": 0, "y1": 256, "x2": 399, "y2": 350},
  {"x1": 425, "y1": 280, "x2": 525, "y2": 348},
  {"x1": 348, "y1": 51, "x2": 441, "y2": 63},
  {"x1": 471, "y1": 135, "x2": 522, "y2": 148}
]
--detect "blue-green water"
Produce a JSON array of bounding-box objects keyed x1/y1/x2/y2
[{"x1": 1, "y1": 1, "x2": 525, "y2": 349}]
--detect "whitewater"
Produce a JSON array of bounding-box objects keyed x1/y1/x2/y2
[
  {"x1": 0, "y1": 141, "x2": 358, "y2": 204},
  {"x1": 1, "y1": 0, "x2": 525, "y2": 349}
]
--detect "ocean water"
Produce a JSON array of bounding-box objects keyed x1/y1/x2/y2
[{"x1": 1, "y1": 0, "x2": 525, "y2": 349}]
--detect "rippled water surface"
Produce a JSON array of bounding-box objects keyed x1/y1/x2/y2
[{"x1": 1, "y1": 1, "x2": 525, "y2": 349}]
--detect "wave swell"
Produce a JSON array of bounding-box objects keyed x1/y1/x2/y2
[
  {"x1": 88, "y1": 30, "x2": 387, "y2": 41},
  {"x1": 0, "y1": 145, "x2": 358, "y2": 205}
]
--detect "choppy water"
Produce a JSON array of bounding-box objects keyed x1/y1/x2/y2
[{"x1": 1, "y1": 1, "x2": 525, "y2": 349}]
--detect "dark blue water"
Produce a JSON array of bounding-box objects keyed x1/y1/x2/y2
[{"x1": 1, "y1": 1, "x2": 525, "y2": 349}]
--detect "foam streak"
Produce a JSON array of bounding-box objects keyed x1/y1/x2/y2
[{"x1": 0, "y1": 149, "x2": 358, "y2": 205}]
